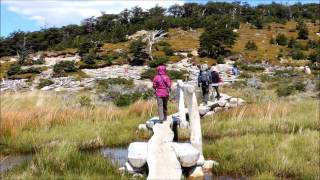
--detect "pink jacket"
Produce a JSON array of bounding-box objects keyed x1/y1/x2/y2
[{"x1": 152, "y1": 65, "x2": 172, "y2": 97}]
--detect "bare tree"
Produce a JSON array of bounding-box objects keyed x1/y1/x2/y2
[
  {"x1": 16, "y1": 36, "x2": 32, "y2": 65},
  {"x1": 146, "y1": 30, "x2": 167, "y2": 61}
]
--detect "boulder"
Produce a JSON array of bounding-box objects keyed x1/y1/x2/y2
[
  {"x1": 127, "y1": 142, "x2": 148, "y2": 168},
  {"x1": 188, "y1": 166, "x2": 204, "y2": 178},
  {"x1": 202, "y1": 160, "x2": 218, "y2": 170},
  {"x1": 172, "y1": 143, "x2": 200, "y2": 167},
  {"x1": 138, "y1": 124, "x2": 148, "y2": 131},
  {"x1": 198, "y1": 106, "x2": 210, "y2": 116}
]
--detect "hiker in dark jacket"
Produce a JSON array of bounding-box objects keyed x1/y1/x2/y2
[
  {"x1": 152, "y1": 65, "x2": 172, "y2": 122},
  {"x1": 211, "y1": 66, "x2": 221, "y2": 100},
  {"x1": 198, "y1": 64, "x2": 212, "y2": 104}
]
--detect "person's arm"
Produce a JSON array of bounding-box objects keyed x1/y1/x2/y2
[
  {"x1": 152, "y1": 76, "x2": 157, "y2": 90},
  {"x1": 197, "y1": 71, "x2": 201, "y2": 87}
]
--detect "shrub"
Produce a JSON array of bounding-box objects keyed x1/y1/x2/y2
[
  {"x1": 167, "y1": 70, "x2": 185, "y2": 79},
  {"x1": 307, "y1": 40, "x2": 319, "y2": 49},
  {"x1": 289, "y1": 49, "x2": 305, "y2": 60},
  {"x1": 217, "y1": 56, "x2": 225, "y2": 64},
  {"x1": 21, "y1": 67, "x2": 42, "y2": 74},
  {"x1": 141, "y1": 68, "x2": 186, "y2": 80},
  {"x1": 296, "y1": 21, "x2": 309, "y2": 40},
  {"x1": 78, "y1": 95, "x2": 92, "y2": 107},
  {"x1": 158, "y1": 41, "x2": 171, "y2": 46},
  {"x1": 187, "y1": 53, "x2": 193, "y2": 58},
  {"x1": 276, "y1": 33, "x2": 288, "y2": 46},
  {"x1": 276, "y1": 82, "x2": 305, "y2": 97},
  {"x1": 37, "y1": 78, "x2": 54, "y2": 89},
  {"x1": 113, "y1": 92, "x2": 141, "y2": 107},
  {"x1": 149, "y1": 56, "x2": 168, "y2": 68},
  {"x1": 276, "y1": 84, "x2": 296, "y2": 97},
  {"x1": 7, "y1": 64, "x2": 21, "y2": 76},
  {"x1": 79, "y1": 41, "x2": 94, "y2": 56},
  {"x1": 53, "y1": 61, "x2": 77, "y2": 76},
  {"x1": 270, "y1": 37, "x2": 276, "y2": 44},
  {"x1": 96, "y1": 78, "x2": 133, "y2": 91},
  {"x1": 287, "y1": 37, "x2": 299, "y2": 48},
  {"x1": 163, "y1": 46, "x2": 174, "y2": 56},
  {"x1": 308, "y1": 50, "x2": 320, "y2": 63},
  {"x1": 82, "y1": 53, "x2": 96, "y2": 64},
  {"x1": 245, "y1": 41, "x2": 258, "y2": 50}
]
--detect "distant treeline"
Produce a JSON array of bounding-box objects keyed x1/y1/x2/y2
[{"x1": 0, "y1": 2, "x2": 319, "y2": 57}]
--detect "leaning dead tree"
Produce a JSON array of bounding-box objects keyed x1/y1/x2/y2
[{"x1": 146, "y1": 30, "x2": 167, "y2": 61}]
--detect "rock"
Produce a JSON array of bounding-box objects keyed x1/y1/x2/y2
[
  {"x1": 198, "y1": 106, "x2": 210, "y2": 116},
  {"x1": 214, "y1": 107, "x2": 224, "y2": 112},
  {"x1": 147, "y1": 121, "x2": 182, "y2": 180},
  {"x1": 202, "y1": 160, "x2": 216, "y2": 170},
  {"x1": 203, "y1": 111, "x2": 215, "y2": 117},
  {"x1": 229, "y1": 98, "x2": 245, "y2": 106},
  {"x1": 305, "y1": 66, "x2": 311, "y2": 74},
  {"x1": 172, "y1": 143, "x2": 200, "y2": 167},
  {"x1": 217, "y1": 100, "x2": 227, "y2": 107},
  {"x1": 305, "y1": 80, "x2": 316, "y2": 92},
  {"x1": 125, "y1": 162, "x2": 136, "y2": 174},
  {"x1": 138, "y1": 124, "x2": 148, "y2": 131},
  {"x1": 247, "y1": 77, "x2": 263, "y2": 89},
  {"x1": 118, "y1": 166, "x2": 126, "y2": 174},
  {"x1": 188, "y1": 166, "x2": 204, "y2": 178},
  {"x1": 127, "y1": 142, "x2": 148, "y2": 168},
  {"x1": 133, "y1": 173, "x2": 144, "y2": 178}
]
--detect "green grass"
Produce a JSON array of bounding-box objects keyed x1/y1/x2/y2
[
  {"x1": 3, "y1": 143, "x2": 131, "y2": 179},
  {"x1": 201, "y1": 98, "x2": 319, "y2": 179}
]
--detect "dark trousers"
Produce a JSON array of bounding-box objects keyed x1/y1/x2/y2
[
  {"x1": 156, "y1": 96, "x2": 168, "y2": 121},
  {"x1": 201, "y1": 85, "x2": 209, "y2": 104},
  {"x1": 213, "y1": 86, "x2": 221, "y2": 99}
]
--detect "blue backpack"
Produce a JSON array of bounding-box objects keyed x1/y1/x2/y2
[{"x1": 200, "y1": 70, "x2": 211, "y2": 86}]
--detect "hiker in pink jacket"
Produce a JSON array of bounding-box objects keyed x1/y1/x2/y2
[{"x1": 152, "y1": 65, "x2": 172, "y2": 122}]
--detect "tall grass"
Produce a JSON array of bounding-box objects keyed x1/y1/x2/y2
[
  {"x1": 0, "y1": 91, "x2": 157, "y2": 154},
  {"x1": 202, "y1": 98, "x2": 319, "y2": 179}
]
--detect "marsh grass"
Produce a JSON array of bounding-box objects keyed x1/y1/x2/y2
[
  {"x1": 3, "y1": 143, "x2": 131, "y2": 179},
  {"x1": 202, "y1": 98, "x2": 319, "y2": 179},
  {"x1": 0, "y1": 91, "x2": 157, "y2": 155}
]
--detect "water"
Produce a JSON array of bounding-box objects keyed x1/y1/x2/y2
[
  {"x1": 0, "y1": 154, "x2": 32, "y2": 174},
  {"x1": 99, "y1": 147, "x2": 128, "y2": 166}
]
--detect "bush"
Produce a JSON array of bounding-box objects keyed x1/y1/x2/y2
[
  {"x1": 276, "y1": 82, "x2": 305, "y2": 97},
  {"x1": 7, "y1": 64, "x2": 21, "y2": 76},
  {"x1": 276, "y1": 84, "x2": 296, "y2": 97},
  {"x1": 163, "y1": 46, "x2": 174, "y2": 56},
  {"x1": 296, "y1": 21, "x2": 309, "y2": 40},
  {"x1": 276, "y1": 33, "x2": 288, "y2": 46},
  {"x1": 308, "y1": 50, "x2": 320, "y2": 63},
  {"x1": 141, "y1": 68, "x2": 186, "y2": 80},
  {"x1": 187, "y1": 53, "x2": 193, "y2": 58},
  {"x1": 53, "y1": 61, "x2": 78, "y2": 76},
  {"x1": 307, "y1": 40, "x2": 319, "y2": 49},
  {"x1": 287, "y1": 37, "x2": 299, "y2": 48},
  {"x1": 245, "y1": 41, "x2": 258, "y2": 50},
  {"x1": 149, "y1": 56, "x2": 168, "y2": 68},
  {"x1": 270, "y1": 37, "x2": 276, "y2": 44},
  {"x1": 217, "y1": 56, "x2": 225, "y2": 64},
  {"x1": 82, "y1": 53, "x2": 96, "y2": 64},
  {"x1": 113, "y1": 92, "x2": 141, "y2": 107},
  {"x1": 96, "y1": 78, "x2": 133, "y2": 91},
  {"x1": 78, "y1": 95, "x2": 92, "y2": 107},
  {"x1": 21, "y1": 67, "x2": 42, "y2": 74},
  {"x1": 157, "y1": 41, "x2": 171, "y2": 46},
  {"x1": 79, "y1": 41, "x2": 94, "y2": 56},
  {"x1": 37, "y1": 78, "x2": 54, "y2": 89},
  {"x1": 289, "y1": 49, "x2": 305, "y2": 60}
]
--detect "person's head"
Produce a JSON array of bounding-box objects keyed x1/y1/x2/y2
[
  {"x1": 233, "y1": 64, "x2": 237, "y2": 68},
  {"x1": 200, "y1": 64, "x2": 208, "y2": 71},
  {"x1": 211, "y1": 66, "x2": 218, "y2": 72},
  {"x1": 157, "y1": 65, "x2": 167, "y2": 75}
]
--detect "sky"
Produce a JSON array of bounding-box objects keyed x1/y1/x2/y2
[{"x1": 1, "y1": 0, "x2": 319, "y2": 37}]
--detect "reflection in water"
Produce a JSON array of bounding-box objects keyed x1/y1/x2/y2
[
  {"x1": 99, "y1": 147, "x2": 128, "y2": 166},
  {"x1": 0, "y1": 154, "x2": 32, "y2": 173}
]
